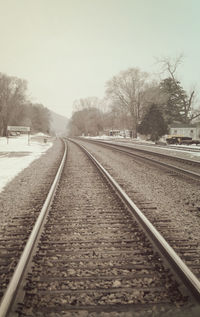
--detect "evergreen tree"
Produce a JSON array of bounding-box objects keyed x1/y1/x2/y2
[
  {"x1": 159, "y1": 77, "x2": 188, "y2": 124},
  {"x1": 138, "y1": 103, "x2": 168, "y2": 141}
]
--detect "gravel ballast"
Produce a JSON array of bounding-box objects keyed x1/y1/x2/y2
[
  {"x1": 77, "y1": 139, "x2": 200, "y2": 277},
  {"x1": 0, "y1": 138, "x2": 63, "y2": 233},
  {"x1": 0, "y1": 138, "x2": 64, "y2": 301}
]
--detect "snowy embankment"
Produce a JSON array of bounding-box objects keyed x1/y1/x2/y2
[{"x1": 0, "y1": 133, "x2": 52, "y2": 193}]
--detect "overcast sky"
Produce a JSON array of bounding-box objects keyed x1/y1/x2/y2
[{"x1": 0, "y1": 0, "x2": 199, "y2": 119}]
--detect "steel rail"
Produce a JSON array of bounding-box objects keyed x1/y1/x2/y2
[
  {"x1": 79, "y1": 139, "x2": 200, "y2": 180},
  {"x1": 71, "y1": 139, "x2": 200, "y2": 302},
  {"x1": 0, "y1": 140, "x2": 67, "y2": 317}
]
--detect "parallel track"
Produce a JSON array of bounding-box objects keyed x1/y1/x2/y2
[
  {"x1": 91, "y1": 138, "x2": 200, "y2": 153},
  {"x1": 77, "y1": 138, "x2": 200, "y2": 181},
  {"x1": 0, "y1": 139, "x2": 200, "y2": 316}
]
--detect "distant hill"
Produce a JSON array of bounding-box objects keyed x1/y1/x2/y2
[{"x1": 50, "y1": 110, "x2": 69, "y2": 136}]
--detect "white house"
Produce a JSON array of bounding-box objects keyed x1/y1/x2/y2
[{"x1": 169, "y1": 122, "x2": 200, "y2": 139}]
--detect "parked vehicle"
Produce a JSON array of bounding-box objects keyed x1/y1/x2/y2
[
  {"x1": 166, "y1": 135, "x2": 192, "y2": 145},
  {"x1": 166, "y1": 135, "x2": 200, "y2": 145}
]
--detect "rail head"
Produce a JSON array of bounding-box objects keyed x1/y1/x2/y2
[{"x1": 71, "y1": 139, "x2": 200, "y2": 303}]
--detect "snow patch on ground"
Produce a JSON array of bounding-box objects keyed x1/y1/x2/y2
[
  {"x1": 0, "y1": 135, "x2": 53, "y2": 193},
  {"x1": 34, "y1": 132, "x2": 49, "y2": 137},
  {"x1": 84, "y1": 135, "x2": 111, "y2": 140}
]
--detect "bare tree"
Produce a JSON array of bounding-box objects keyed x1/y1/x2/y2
[
  {"x1": 0, "y1": 73, "x2": 27, "y2": 135},
  {"x1": 105, "y1": 68, "x2": 149, "y2": 137},
  {"x1": 73, "y1": 97, "x2": 101, "y2": 112},
  {"x1": 69, "y1": 97, "x2": 104, "y2": 136},
  {"x1": 157, "y1": 54, "x2": 183, "y2": 81},
  {"x1": 0, "y1": 72, "x2": 51, "y2": 136}
]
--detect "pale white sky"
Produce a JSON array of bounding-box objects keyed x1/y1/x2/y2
[{"x1": 0, "y1": 0, "x2": 200, "y2": 118}]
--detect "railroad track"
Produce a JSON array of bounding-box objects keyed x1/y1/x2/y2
[
  {"x1": 135, "y1": 142, "x2": 200, "y2": 153},
  {"x1": 0, "y1": 140, "x2": 200, "y2": 317},
  {"x1": 77, "y1": 138, "x2": 200, "y2": 180},
  {"x1": 165, "y1": 145, "x2": 200, "y2": 153},
  {"x1": 97, "y1": 138, "x2": 200, "y2": 153},
  {"x1": 75, "y1": 138, "x2": 200, "y2": 276}
]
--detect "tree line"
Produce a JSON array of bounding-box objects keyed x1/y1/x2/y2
[
  {"x1": 0, "y1": 72, "x2": 50, "y2": 136},
  {"x1": 68, "y1": 56, "x2": 200, "y2": 141}
]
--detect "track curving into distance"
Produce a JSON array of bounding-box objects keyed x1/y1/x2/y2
[{"x1": 0, "y1": 139, "x2": 200, "y2": 317}]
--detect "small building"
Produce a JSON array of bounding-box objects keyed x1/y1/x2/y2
[
  {"x1": 109, "y1": 129, "x2": 133, "y2": 138},
  {"x1": 109, "y1": 129, "x2": 121, "y2": 137},
  {"x1": 169, "y1": 123, "x2": 200, "y2": 140}
]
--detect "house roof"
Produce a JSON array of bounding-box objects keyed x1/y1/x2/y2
[{"x1": 169, "y1": 123, "x2": 197, "y2": 128}]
